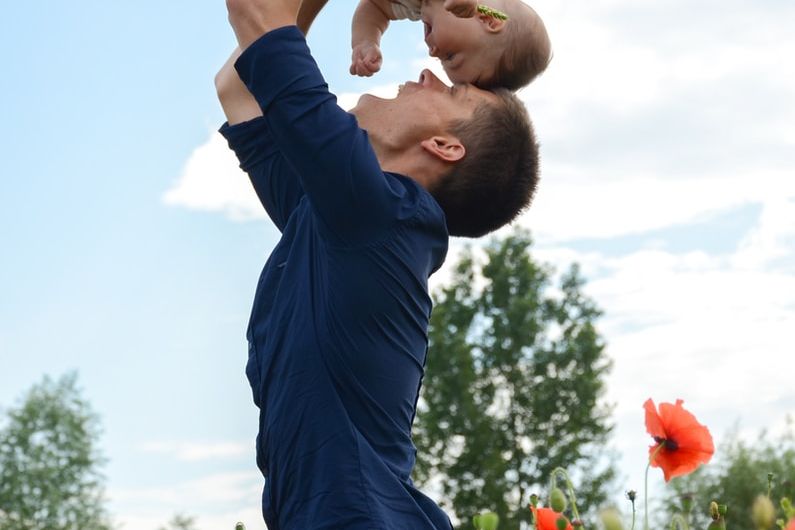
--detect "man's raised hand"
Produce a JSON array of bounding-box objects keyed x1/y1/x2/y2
[{"x1": 226, "y1": 0, "x2": 302, "y2": 50}]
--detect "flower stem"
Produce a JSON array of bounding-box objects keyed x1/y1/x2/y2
[
  {"x1": 645, "y1": 444, "x2": 665, "y2": 530},
  {"x1": 477, "y1": 4, "x2": 509, "y2": 20},
  {"x1": 669, "y1": 514, "x2": 689, "y2": 530},
  {"x1": 550, "y1": 467, "x2": 584, "y2": 528},
  {"x1": 630, "y1": 499, "x2": 636, "y2": 530}
]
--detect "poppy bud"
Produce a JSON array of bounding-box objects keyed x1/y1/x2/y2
[
  {"x1": 626, "y1": 490, "x2": 637, "y2": 503},
  {"x1": 710, "y1": 501, "x2": 720, "y2": 520},
  {"x1": 473, "y1": 511, "x2": 499, "y2": 530},
  {"x1": 599, "y1": 508, "x2": 625, "y2": 530},
  {"x1": 550, "y1": 488, "x2": 567, "y2": 513},
  {"x1": 707, "y1": 520, "x2": 726, "y2": 530},
  {"x1": 530, "y1": 493, "x2": 540, "y2": 508},
  {"x1": 235, "y1": 524, "x2": 246, "y2": 530},
  {"x1": 572, "y1": 519, "x2": 584, "y2": 527},
  {"x1": 556, "y1": 516, "x2": 569, "y2": 530},
  {"x1": 752, "y1": 495, "x2": 776, "y2": 529},
  {"x1": 680, "y1": 493, "x2": 695, "y2": 514}
]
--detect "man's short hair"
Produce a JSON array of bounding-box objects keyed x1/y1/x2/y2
[{"x1": 431, "y1": 89, "x2": 539, "y2": 238}]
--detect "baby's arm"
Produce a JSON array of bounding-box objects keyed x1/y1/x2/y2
[{"x1": 350, "y1": 0, "x2": 396, "y2": 77}]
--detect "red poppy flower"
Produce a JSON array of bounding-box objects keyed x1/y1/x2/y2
[
  {"x1": 531, "y1": 506, "x2": 573, "y2": 530},
  {"x1": 786, "y1": 518, "x2": 795, "y2": 530},
  {"x1": 644, "y1": 398, "x2": 714, "y2": 481}
]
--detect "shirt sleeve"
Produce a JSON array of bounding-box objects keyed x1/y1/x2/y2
[
  {"x1": 219, "y1": 116, "x2": 305, "y2": 232},
  {"x1": 234, "y1": 26, "x2": 410, "y2": 244},
  {"x1": 390, "y1": 0, "x2": 423, "y2": 21}
]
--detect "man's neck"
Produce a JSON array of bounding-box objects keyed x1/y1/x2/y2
[{"x1": 377, "y1": 149, "x2": 441, "y2": 192}]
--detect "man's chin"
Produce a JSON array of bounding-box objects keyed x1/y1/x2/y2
[{"x1": 350, "y1": 93, "x2": 389, "y2": 116}]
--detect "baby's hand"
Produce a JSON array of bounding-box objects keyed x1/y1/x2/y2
[
  {"x1": 444, "y1": 0, "x2": 478, "y2": 18},
  {"x1": 350, "y1": 41, "x2": 383, "y2": 77}
]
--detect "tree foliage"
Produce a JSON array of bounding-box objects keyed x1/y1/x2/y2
[
  {"x1": 663, "y1": 419, "x2": 795, "y2": 529},
  {"x1": 158, "y1": 513, "x2": 199, "y2": 530},
  {"x1": 413, "y1": 230, "x2": 616, "y2": 529},
  {"x1": 0, "y1": 373, "x2": 111, "y2": 530}
]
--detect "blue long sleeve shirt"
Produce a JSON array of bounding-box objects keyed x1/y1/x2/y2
[{"x1": 219, "y1": 26, "x2": 451, "y2": 529}]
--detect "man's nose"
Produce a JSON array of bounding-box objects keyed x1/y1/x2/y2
[{"x1": 418, "y1": 69, "x2": 448, "y2": 91}]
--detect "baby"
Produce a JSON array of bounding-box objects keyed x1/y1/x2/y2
[{"x1": 351, "y1": 0, "x2": 551, "y2": 90}]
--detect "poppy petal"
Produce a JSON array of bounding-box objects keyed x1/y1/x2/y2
[
  {"x1": 650, "y1": 445, "x2": 713, "y2": 481},
  {"x1": 644, "y1": 398, "x2": 666, "y2": 439},
  {"x1": 532, "y1": 507, "x2": 573, "y2": 530},
  {"x1": 644, "y1": 399, "x2": 714, "y2": 481}
]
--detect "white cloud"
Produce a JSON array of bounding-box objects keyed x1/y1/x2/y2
[
  {"x1": 431, "y1": 229, "x2": 795, "y2": 502},
  {"x1": 139, "y1": 440, "x2": 250, "y2": 461},
  {"x1": 336, "y1": 82, "x2": 401, "y2": 111},
  {"x1": 162, "y1": 130, "x2": 266, "y2": 221},
  {"x1": 110, "y1": 471, "x2": 265, "y2": 530},
  {"x1": 163, "y1": 84, "x2": 404, "y2": 224},
  {"x1": 115, "y1": 508, "x2": 265, "y2": 530},
  {"x1": 732, "y1": 197, "x2": 795, "y2": 270},
  {"x1": 520, "y1": 169, "x2": 795, "y2": 243},
  {"x1": 111, "y1": 471, "x2": 261, "y2": 506}
]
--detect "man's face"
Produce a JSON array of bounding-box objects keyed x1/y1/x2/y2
[{"x1": 351, "y1": 69, "x2": 498, "y2": 148}]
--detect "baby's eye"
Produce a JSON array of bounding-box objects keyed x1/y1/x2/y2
[{"x1": 444, "y1": 52, "x2": 456, "y2": 62}]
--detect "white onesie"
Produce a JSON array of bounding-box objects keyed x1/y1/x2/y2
[{"x1": 390, "y1": 0, "x2": 422, "y2": 21}]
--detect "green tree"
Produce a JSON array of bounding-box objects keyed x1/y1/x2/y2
[
  {"x1": 413, "y1": 229, "x2": 616, "y2": 529},
  {"x1": 0, "y1": 373, "x2": 111, "y2": 530},
  {"x1": 664, "y1": 419, "x2": 795, "y2": 529},
  {"x1": 158, "y1": 513, "x2": 198, "y2": 530}
]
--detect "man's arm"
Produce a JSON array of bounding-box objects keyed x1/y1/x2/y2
[
  {"x1": 296, "y1": 0, "x2": 329, "y2": 35},
  {"x1": 226, "y1": 0, "x2": 301, "y2": 50},
  {"x1": 350, "y1": 0, "x2": 395, "y2": 77},
  {"x1": 218, "y1": 0, "x2": 352, "y2": 232},
  {"x1": 225, "y1": 2, "x2": 406, "y2": 243},
  {"x1": 216, "y1": 48, "x2": 305, "y2": 231},
  {"x1": 215, "y1": 47, "x2": 262, "y2": 125}
]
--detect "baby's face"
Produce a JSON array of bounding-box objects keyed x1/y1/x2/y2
[{"x1": 421, "y1": 1, "x2": 497, "y2": 85}]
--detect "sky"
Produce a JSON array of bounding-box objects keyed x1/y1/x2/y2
[{"x1": 1, "y1": 0, "x2": 794, "y2": 528}]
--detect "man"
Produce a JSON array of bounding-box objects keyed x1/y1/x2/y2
[{"x1": 216, "y1": 0, "x2": 539, "y2": 527}]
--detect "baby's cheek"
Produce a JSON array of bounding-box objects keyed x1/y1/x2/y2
[
  {"x1": 444, "y1": 65, "x2": 478, "y2": 85},
  {"x1": 443, "y1": 67, "x2": 463, "y2": 84}
]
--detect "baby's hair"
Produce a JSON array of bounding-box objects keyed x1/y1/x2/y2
[{"x1": 486, "y1": 2, "x2": 552, "y2": 91}]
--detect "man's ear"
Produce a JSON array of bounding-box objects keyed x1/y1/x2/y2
[
  {"x1": 420, "y1": 136, "x2": 466, "y2": 163},
  {"x1": 478, "y1": 12, "x2": 507, "y2": 33}
]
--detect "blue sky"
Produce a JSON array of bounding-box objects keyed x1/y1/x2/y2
[{"x1": 2, "y1": 0, "x2": 794, "y2": 528}]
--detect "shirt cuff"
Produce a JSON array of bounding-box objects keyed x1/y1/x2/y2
[
  {"x1": 218, "y1": 116, "x2": 277, "y2": 171},
  {"x1": 234, "y1": 25, "x2": 328, "y2": 112}
]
